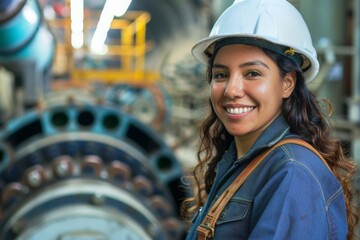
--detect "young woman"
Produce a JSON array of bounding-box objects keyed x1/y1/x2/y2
[{"x1": 182, "y1": 0, "x2": 359, "y2": 239}]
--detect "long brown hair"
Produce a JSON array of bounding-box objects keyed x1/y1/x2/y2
[{"x1": 181, "y1": 47, "x2": 359, "y2": 239}]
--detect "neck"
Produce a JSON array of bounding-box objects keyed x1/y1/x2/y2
[{"x1": 234, "y1": 136, "x2": 257, "y2": 159}]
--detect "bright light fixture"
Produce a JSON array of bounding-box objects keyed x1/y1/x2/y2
[
  {"x1": 70, "y1": 0, "x2": 84, "y2": 49},
  {"x1": 113, "y1": 0, "x2": 132, "y2": 17},
  {"x1": 90, "y1": 0, "x2": 132, "y2": 54}
]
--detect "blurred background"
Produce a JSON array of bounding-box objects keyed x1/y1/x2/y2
[{"x1": 0, "y1": 0, "x2": 359, "y2": 239}]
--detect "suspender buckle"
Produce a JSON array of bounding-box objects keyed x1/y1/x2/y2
[{"x1": 197, "y1": 223, "x2": 215, "y2": 239}]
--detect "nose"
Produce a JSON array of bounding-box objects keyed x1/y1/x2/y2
[{"x1": 224, "y1": 74, "x2": 245, "y2": 98}]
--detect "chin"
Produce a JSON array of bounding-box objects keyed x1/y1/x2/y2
[{"x1": 226, "y1": 128, "x2": 251, "y2": 137}]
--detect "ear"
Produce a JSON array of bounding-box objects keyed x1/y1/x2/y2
[{"x1": 282, "y1": 71, "x2": 296, "y2": 98}]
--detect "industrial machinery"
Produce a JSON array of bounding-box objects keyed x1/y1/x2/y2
[
  {"x1": 0, "y1": 102, "x2": 187, "y2": 239},
  {"x1": 0, "y1": 0, "x2": 202, "y2": 238}
]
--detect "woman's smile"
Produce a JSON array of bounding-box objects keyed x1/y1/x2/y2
[{"x1": 223, "y1": 104, "x2": 256, "y2": 120}]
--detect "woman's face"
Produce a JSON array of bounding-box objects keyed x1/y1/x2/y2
[{"x1": 210, "y1": 44, "x2": 295, "y2": 143}]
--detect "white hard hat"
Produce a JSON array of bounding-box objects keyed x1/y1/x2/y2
[{"x1": 192, "y1": 0, "x2": 319, "y2": 82}]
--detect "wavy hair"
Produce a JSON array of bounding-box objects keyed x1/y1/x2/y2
[{"x1": 181, "y1": 47, "x2": 359, "y2": 239}]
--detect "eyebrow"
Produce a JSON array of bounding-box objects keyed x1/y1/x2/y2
[{"x1": 212, "y1": 60, "x2": 270, "y2": 69}]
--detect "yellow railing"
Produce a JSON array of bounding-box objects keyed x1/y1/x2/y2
[{"x1": 49, "y1": 10, "x2": 159, "y2": 85}]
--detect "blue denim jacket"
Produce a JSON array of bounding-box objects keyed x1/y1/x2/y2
[{"x1": 185, "y1": 116, "x2": 347, "y2": 240}]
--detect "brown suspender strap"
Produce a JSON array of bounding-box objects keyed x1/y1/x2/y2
[{"x1": 197, "y1": 138, "x2": 331, "y2": 240}]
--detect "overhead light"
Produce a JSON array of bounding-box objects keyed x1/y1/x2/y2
[
  {"x1": 90, "y1": 0, "x2": 132, "y2": 54},
  {"x1": 71, "y1": 32, "x2": 84, "y2": 49},
  {"x1": 70, "y1": 0, "x2": 84, "y2": 49},
  {"x1": 113, "y1": 0, "x2": 132, "y2": 17}
]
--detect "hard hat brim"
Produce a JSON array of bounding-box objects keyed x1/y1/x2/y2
[{"x1": 191, "y1": 34, "x2": 319, "y2": 82}]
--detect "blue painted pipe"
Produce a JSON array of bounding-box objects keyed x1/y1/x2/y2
[{"x1": 0, "y1": 0, "x2": 55, "y2": 72}]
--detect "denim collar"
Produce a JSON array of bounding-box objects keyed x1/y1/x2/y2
[{"x1": 245, "y1": 115, "x2": 291, "y2": 153}]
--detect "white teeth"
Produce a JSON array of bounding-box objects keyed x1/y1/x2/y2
[{"x1": 226, "y1": 107, "x2": 254, "y2": 114}]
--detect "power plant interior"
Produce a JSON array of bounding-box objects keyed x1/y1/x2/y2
[{"x1": 0, "y1": 0, "x2": 359, "y2": 239}]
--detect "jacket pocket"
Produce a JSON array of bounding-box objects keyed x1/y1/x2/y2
[
  {"x1": 216, "y1": 197, "x2": 252, "y2": 225},
  {"x1": 212, "y1": 197, "x2": 252, "y2": 239}
]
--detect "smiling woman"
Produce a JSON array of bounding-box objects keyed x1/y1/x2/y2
[{"x1": 181, "y1": 0, "x2": 359, "y2": 239}]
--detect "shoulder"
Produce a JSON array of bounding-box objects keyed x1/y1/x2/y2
[
  {"x1": 270, "y1": 142, "x2": 331, "y2": 176},
  {"x1": 260, "y1": 142, "x2": 343, "y2": 203}
]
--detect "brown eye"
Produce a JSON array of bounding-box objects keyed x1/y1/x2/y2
[
  {"x1": 212, "y1": 72, "x2": 227, "y2": 81},
  {"x1": 246, "y1": 71, "x2": 261, "y2": 78}
]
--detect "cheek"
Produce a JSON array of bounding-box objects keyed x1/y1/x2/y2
[
  {"x1": 210, "y1": 83, "x2": 223, "y2": 101},
  {"x1": 210, "y1": 84, "x2": 224, "y2": 116},
  {"x1": 253, "y1": 84, "x2": 267, "y2": 94},
  {"x1": 254, "y1": 80, "x2": 283, "y2": 99}
]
